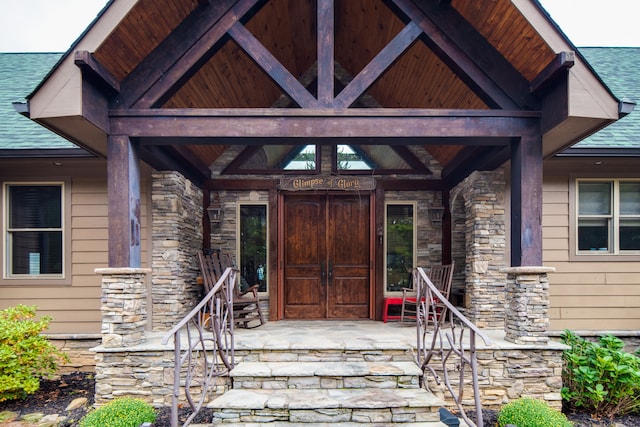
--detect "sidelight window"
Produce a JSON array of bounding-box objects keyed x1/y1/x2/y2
[
  {"x1": 238, "y1": 203, "x2": 268, "y2": 292},
  {"x1": 385, "y1": 203, "x2": 416, "y2": 293}
]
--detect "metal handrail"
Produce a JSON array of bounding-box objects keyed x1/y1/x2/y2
[
  {"x1": 413, "y1": 267, "x2": 491, "y2": 427},
  {"x1": 161, "y1": 267, "x2": 237, "y2": 427}
]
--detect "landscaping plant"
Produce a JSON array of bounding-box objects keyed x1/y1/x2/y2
[
  {"x1": 497, "y1": 397, "x2": 573, "y2": 427},
  {"x1": 79, "y1": 397, "x2": 157, "y2": 427},
  {"x1": 561, "y1": 330, "x2": 640, "y2": 417},
  {"x1": 0, "y1": 304, "x2": 69, "y2": 402}
]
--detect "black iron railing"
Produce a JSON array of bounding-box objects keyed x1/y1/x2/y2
[
  {"x1": 161, "y1": 267, "x2": 237, "y2": 427},
  {"x1": 413, "y1": 267, "x2": 492, "y2": 427}
]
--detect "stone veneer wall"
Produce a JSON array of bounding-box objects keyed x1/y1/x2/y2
[
  {"x1": 453, "y1": 169, "x2": 507, "y2": 329},
  {"x1": 425, "y1": 345, "x2": 565, "y2": 410},
  {"x1": 151, "y1": 172, "x2": 203, "y2": 331},
  {"x1": 93, "y1": 342, "x2": 564, "y2": 410}
]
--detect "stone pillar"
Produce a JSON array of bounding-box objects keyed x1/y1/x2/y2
[
  {"x1": 96, "y1": 268, "x2": 150, "y2": 348},
  {"x1": 502, "y1": 266, "x2": 555, "y2": 344},
  {"x1": 152, "y1": 171, "x2": 203, "y2": 330},
  {"x1": 454, "y1": 170, "x2": 506, "y2": 328}
]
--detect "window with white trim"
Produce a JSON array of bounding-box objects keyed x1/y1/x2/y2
[
  {"x1": 5, "y1": 183, "x2": 64, "y2": 277},
  {"x1": 577, "y1": 179, "x2": 640, "y2": 254},
  {"x1": 385, "y1": 202, "x2": 416, "y2": 293}
]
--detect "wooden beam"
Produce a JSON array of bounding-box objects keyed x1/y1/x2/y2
[
  {"x1": 228, "y1": 22, "x2": 319, "y2": 108},
  {"x1": 442, "y1": 145, "x2": 512, "y2": 187},
  {"x1": 394, "y1": 0, "x2": 531, "y2": 110},
  {"x1": 333, "y1": 21, "x2": 422, "y2": 108},
  {"x1": 74, "y1": 50, "x2": 120, "y2": 94},
  {"x1": 107, "y1": 135, "x2": 141, "y2": 268},
  {"x1": 317, "y1": 0, "x2": 334, "y2": 106},
  {"x1": 109, "y1": 108, "x2": 540, "y2": 139},
  {"x1": 114, "y1": 0, "x2": 260, "y2": 109},
  {"x1": 530, "y1": 51, "x2": 575, "y2": 93},
  {"x1": 511, "y1": 132, "x2": 543, "y2": 266},
  {"x1": 137, "y1": 145, "x2": 210, "y2": 187}
]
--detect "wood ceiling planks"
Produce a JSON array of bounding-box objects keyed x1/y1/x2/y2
[
  {"x1": 453, "y1": 0, "x2": 554, "y2": 81},
  {"x1": 95, "y1": 0, "x2": 199, "y2": 80},
  {"x1": 92, "y1": 0, "x2": 556, "y2": 170}
]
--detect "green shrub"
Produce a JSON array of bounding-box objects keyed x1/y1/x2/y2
[
  {"x1": 561, "y1": 330, "x2": 640, "y2": 417},
  {"x1": 497, "y1": 397, "x2": 573, "y2": 427},
  {"x1": 0, "y1": 305, "x2": 69, "y2": 402},
  {"x1": 79, "y1": 397, "x2": 157, "y2": 427}
]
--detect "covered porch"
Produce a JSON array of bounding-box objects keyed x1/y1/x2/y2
[{"x1": 22, "y1": 0, "x2": 624, "y2": 425}]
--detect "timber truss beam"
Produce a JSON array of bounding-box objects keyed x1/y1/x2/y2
[{"x1": 103, "y1": 0, "x2": 537, "y2": 112}]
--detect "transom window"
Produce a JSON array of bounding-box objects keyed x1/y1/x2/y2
[
  {"x1": 577, "y1": 179, "x2": 640, "y2": 254},
  {"x1": 5, "y1": 183, "x2": 64, "y2": 277}
]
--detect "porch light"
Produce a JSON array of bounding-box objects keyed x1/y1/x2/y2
[
  {"x1": 207, "y1": 194, "x2": 223, "y2": 223},
  {"x1": 429, "y1": 205, "x2": 445, "y2": 224}
]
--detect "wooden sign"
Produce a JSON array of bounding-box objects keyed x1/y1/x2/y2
[{"x1": 280, "y1": 176, "x2": 376, "y2": 191}]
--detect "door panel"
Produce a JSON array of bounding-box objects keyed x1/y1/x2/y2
[
  {"x1": 283, "y1": 195, "x2": 326, "y2": 318},
  {"x1": 328, "y1": 195, "x2": 370, "y2": 318},
  {"x1": 283, "y1": 193, "x2": 370, "y2": 319}
]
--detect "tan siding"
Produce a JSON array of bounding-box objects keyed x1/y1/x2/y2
[
  {"x1": 542, "y1": 203, "x2": 568, "y2": 216},
  {"x1": 72, "y1": 228, "x2": 109, "y2": 240},
  {"x1": 543, "y1": 227, "x2": 568, "y2": 239},
  {"x1": 552, "y1": 319, "x2": 640, "y2": 330},
  {"x1": 544, "y1": 171, "x2": 640, "y2": 332},
  {"x1": 0, "y1": 169, "x2": 152, "y2": 335},
  {"x1": 543, "y1": 238, "x2": 568, "y2": 251},
  {"x1": 72, "y1": 204, "x2": 109, "y2": 217},
  {"x1": 542, "y1": 215, "x2": 568, "y2": 227},
  {"x1": 543, "y1": 250, "x2": 569, "y2": 262},
  {"x1": 73, "y1": 240, "x2": 109, "y2": 252},
  {"x1": 553, "y1": 295, "x2": 640, "y2": 307},
  {"x1": 549, "y1": 272, "x2": 607, "y2": 285}
]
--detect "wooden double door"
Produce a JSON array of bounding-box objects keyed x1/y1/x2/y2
[{"x1": 283, "y1": 193, "x2": 371, "y2": 319}]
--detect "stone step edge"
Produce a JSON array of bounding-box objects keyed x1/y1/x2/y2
[
  {"x1": 207, "y1": 388, "x2": 444, "y2": 411},
  {"x1": 230, "y1": 361, "x2": 423, "y2": 378},
  {"x1": 191, "y1": 422, "x2": 461, "y2": 427}
]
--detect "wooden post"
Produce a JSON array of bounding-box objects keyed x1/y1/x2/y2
[
  {"x1": 107, "y1": 134, "x2": 141, "y2": 267},
  {"x1": 511, "y1": 130, "x2": 543, "y2": 266}
]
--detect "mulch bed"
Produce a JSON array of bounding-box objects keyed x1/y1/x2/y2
[{"x1": 0, "y1": 372, "x2": 638, "y2": 426}]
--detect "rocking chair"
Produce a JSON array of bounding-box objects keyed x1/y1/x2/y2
[
  {"x1": 197, "y1": 250, "x2": 265, "y2": 328},
  {"x1": 400, "y1": 262, "x2": 454, "y2": 325}
]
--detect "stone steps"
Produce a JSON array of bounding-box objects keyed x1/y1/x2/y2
[
  {"x1": 199, "y1": 322, "x2": 463, "y2": 425},
  {"x1": 230, "y1": 361, "x2": 422, "y2": 389},
  {"x1": 207, "y1": 388, "x2": 446, "y2": 424}
]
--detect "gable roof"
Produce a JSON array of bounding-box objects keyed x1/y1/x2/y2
[
  {"x1": 570, "y1": 47, "x2": 640, "y2": 150},
  {"x1": 25, "y1": 0, "x2": 622, "y2": 178},
  {"x1": 0, "y1": 53, "x2": 81, "y2": 152}
]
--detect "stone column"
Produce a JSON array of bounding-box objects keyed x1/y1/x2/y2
[
  {"x1": 454, "y1": 170, "x2": 507, "y2": 328},
  {"x1": 502, "y1": 266, "x2": 555, "y2": 344},
  {"x1": 152, "y1": 172, "x2": 203, "y2": 330},
  {"x1": 96, "y1": 268, "x2": 150, "y2": 348}
]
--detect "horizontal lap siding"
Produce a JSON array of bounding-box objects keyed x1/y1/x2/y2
[
  {"x1": 543, "y1": 175, "x2": 640, "y2": 332},
  {"x1": 0, "y1": 174, "x2": 151, "y2": 335}
]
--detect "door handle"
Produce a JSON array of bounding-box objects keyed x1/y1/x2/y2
[
  {"x1": 321, "y1": 261, "x2": 326, "y2": 286},
  {"x1": 328, "y1": 259, "x2": 333, "y2": 284}
]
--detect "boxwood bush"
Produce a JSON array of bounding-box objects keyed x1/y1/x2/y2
[
  {"x1": 0, "y1": 305, "x2": 69, "y2": 402},
  {"x1": 79, "y1": 397, "x2": 157, "y2": 427},
  {"x1": 497, "y1": 397, "x2": 573, "y2": 427}
]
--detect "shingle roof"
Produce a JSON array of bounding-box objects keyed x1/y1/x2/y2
[
  {"x1": 573, "y1": 47, "x2": 640, "y2": 149},
  {"x1": 0, "y1": 53, "x2": 77, "y2": 150}
]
